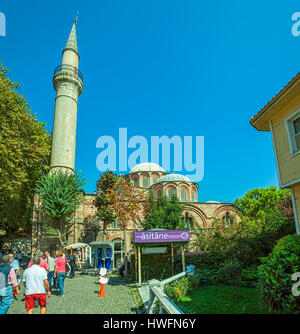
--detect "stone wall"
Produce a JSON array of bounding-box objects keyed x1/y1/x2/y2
[{"x1": 0, "y1": 236, "x2": 32, "y2": 256}]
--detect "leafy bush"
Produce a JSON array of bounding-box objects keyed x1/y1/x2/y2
[
  {"x1": 193, "y1": 187, "x2": 295, "y2": 271},
  {"x1": 164, "y1": 277, "x2": 190, "y2": 302},
  {"x1": 240, "y1": 266, "x2": 259, "y2": 287},
  {"x1": 129, "y1": 254, "x2": 174, "y2": 280},
  {"x1": 192, "y1": 267, "x2": 218, "y2": 286},
  {"x1": 257, "y1": 234, "x2": 300, "y2": 313},
  {"x1": 175, "y1": 251, "x2": 228, "y2": 273},
  {"x1": 217, "y1": 258, "x2": 242, "y2": 286},
  {"x1": 130, "y1": 251, "x2": 227, "y2": 281}
]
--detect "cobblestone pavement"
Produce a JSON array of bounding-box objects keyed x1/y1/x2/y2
[{"x1": 7, "y1": 270, "x2": 142, "y2": 314}]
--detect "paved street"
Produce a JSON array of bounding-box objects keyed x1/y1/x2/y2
[{"x1": 7, "y1": 270, "x2": 143, "y2": 314}]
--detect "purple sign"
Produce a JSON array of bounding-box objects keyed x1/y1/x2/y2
[{"x1": 134, "y1": 230, "x2": 190, "y2": 243}]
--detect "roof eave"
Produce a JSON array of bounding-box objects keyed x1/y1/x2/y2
[{"x1": 250, "y1": 72, "x2": 300, "y2": 131}]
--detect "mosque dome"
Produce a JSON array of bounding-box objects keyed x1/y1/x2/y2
[
  {"x1": 156, "y1": 173, "x2": 192, "y2": 183},
  {"x1": 129, "y1": 162, "x2": 166, "y2": 174}
]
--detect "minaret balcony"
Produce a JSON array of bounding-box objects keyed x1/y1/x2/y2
[
  {"x1": 54, "y1": 64, "x2": 83, "y2": 82},
  {"x1": 53, "y1": 64, "x2": 84, "y2": 96}
]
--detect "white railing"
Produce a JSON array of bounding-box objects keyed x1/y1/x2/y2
[{"x1": 147, "y1": 265, "x2": 195, "y2": 314}]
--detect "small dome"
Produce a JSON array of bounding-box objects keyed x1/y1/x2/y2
[
  {"x1": 129, "y1": 162, "x2": 166, "y2": 174},
  {"x1": 157, "y1": 173, "x2": 191, "y2": 183}
]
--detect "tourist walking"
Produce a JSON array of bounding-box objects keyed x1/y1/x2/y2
[
  {"x1": 0, "y1": 255, "x2": 20, "y2": 314},
  {"x1": 27, "y1": 251, "x2": 49, "y2": 272},
  {"x1": 53, "y1": 251, "x2": 59, "y2": 289},
  {"x1": 69, "y1": 251, "x2": 77, "y2": 279},
  {"x1": 8, "y1": 252, "x2": 20, "y2": 284},
  {"x1": 54, "y1": 251, "x2": 70, "y2": 296},
  {"x1": 75, "y1": 251, "x2": 82, "y2": 270},
  {"x1": 44, "y1": 251, "x2": 55, "y2": 291},
  {"x1": 8, "y1": 252, "x2": 21, "y2": 300},
  {"x1": 23, "y1": 256, "x2": 51, "y2": 314},
  {"x1": 119, "y1": 253, "x2": 131, "y2": 278}
]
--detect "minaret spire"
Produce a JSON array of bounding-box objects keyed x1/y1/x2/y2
[
  {"x1": 50, "y1": 20, "x2": 84, "y2": 173},
  {"x1": 65, "y1": 20, "x2": 78, "y2": 55}
]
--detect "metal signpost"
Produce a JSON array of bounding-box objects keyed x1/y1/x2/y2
[{"x1": 133, "y1": 230, "x2": 190, "y2": 287}]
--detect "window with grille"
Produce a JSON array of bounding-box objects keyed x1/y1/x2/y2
[
  {"x1": 293, "y1": 117, "x2": 300, "y2": 152},
  {"x1": 133, "y1": 177, "x2": 138, "y2": 187},
  {"x1": 168, "y1": 188, "x2": 176, "y2": 200},
  {"x1": 143, "y1": 176, "x2": 149, "y2": 188},
  {"x1": 191, "y1": 190, "x2": 195, "y2": 202},
  {"x1": 285, "y1": 112, "x2": 300, "y2": 155},
  {"x1": 181, "y1": 189, "x2": 187, "y2": 201},
  {"x1": 111, "y1": 220, "x2": 120, "y2": 229}
]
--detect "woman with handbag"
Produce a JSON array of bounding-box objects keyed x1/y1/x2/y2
[{"x1": 53, "y1": 252, "x2": 70, "y2": 297}]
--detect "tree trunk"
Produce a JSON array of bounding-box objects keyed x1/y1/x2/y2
[
  {"x1": 101, "y1": 225, "x2": 107, "y2": 241},
  {"x1": 124, "y1": 228, "x2": 128, "y2": 277}
]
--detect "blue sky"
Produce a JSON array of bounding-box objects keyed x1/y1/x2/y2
[{"x1": 1, "y1": 0, "x2": 300, "y2": 202}]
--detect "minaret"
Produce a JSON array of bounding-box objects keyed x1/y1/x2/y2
[{"x1": 50, "y1": 19, "x2": 84, "y2": 173}]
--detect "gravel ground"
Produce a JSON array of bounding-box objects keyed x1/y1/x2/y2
[{"x1": 7, "y1": 270, "x2": 142, "y2": 314}]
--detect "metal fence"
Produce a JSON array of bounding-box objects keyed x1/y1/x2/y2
[{"x1": 147, "y1": 264, "x2": 195, "y2": 314}]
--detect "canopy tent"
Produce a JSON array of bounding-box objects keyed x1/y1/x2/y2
[
  {"x1": 64, "y1": 243, "x2": 89, "y2": 270},
  {"x1": 132, "y1": 229, "x2": 190, "y2": 287},
  {"x1": 65, "y1": 243, "x2": 88, "y2": 250},
  {"x1": 89, "y1": 241, "x2": 114, "y2": 270}
]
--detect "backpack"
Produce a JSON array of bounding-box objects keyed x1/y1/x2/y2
[
  {"x1": 69, "y1": 255, "x2": 75, "y2": 265},
  {"x1": 65, "y1": 258, "x2": 70, "y2": 272},
  {"x1": 0, "y1": 264, "x2": 11, "y2": 296}
]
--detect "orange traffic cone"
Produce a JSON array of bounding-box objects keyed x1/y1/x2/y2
[{"x1": 98, "y1": 283, "x2": 105, "y2": 297}]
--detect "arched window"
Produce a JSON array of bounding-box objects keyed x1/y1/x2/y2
[
  {"x1": 191, "y1": 190, "x2": 195, "y2": 202},
  {"x1": 111, "y1": 220, "x2": 120, "y2": 229},
  {"x1": 183, "y1": 213, "x2": 194, "y2": 229},
  {"x1": 133, "y1": 177, "x2": 138, "y2": 187},
  {"x1": 143, "y1": 176, "x2": 149, "y2": 188},
  {"x1": 157, "y1": 190, "x2": 163, "y2": 198},
  {"x1": 222, "y1": 212, "x2": 231, "y2": 227},
  {"x1": 153, "y1": 176, "x2": 157, "y2": 184},
  {"x1": 181, "y1": 189, "x2": 187, "y2": 201},
  {"x1": 168, "y1": 188, "x2": 176, "y2": 200}
]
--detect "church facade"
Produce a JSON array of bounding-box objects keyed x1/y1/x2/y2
[{"x1": 31, "y1": 22, "x2": 241, "y2": 268}]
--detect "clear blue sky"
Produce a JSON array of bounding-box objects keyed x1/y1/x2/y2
[{"x1": 1, "y1": 0, "x2": 300, "y2": 202}]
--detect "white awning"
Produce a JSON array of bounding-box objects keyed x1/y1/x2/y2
[{"x1": 65, "y1": 243, "x2": 88, "y2": 249}]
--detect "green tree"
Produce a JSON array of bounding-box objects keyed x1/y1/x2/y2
[
  {"x1": 142, "y1": 192, "x2": 184, "y2": 231},
  {"x1": 0, "y1": 64, "x2": 51, "y2": 234},
  {"x1": 35, "y1": 170, "x2": 85, "y2": 247},
  {"x1": 95, "y1": 171, "x2": 119, "y2": 239},
  {"x1": 234, "y1": 186, "x2": 295, "y2": 236},
  {"x1": 106, "y1": 175, "x2": 145, "y2": 276},
  {"x1": 234, "y1": 186, "x2": 291, "y2": 222}
]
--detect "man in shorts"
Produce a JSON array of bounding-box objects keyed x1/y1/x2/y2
[{"x1": 23, "y1": 256, "x2": 51, "y2": 314}]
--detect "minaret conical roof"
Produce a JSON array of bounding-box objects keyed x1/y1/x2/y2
[{"x1": 65, "y1": 20, "x2": 78, "y2": 54}]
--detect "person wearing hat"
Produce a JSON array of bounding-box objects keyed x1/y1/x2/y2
[
  {"x1": 0, "y1": 254, "x2": 20, "y2": 314},
  {"x1": 27, "y1": 251, "x2": 49, "y2": 272}
]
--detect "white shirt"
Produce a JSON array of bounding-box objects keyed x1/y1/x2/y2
[{"x1": 23, "y1": 265, "x2": 47, "y2": 295}]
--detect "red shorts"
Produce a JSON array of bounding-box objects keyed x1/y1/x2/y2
[{"x1": 25, "y1": 293, "x2": 47, "y2": 310}]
